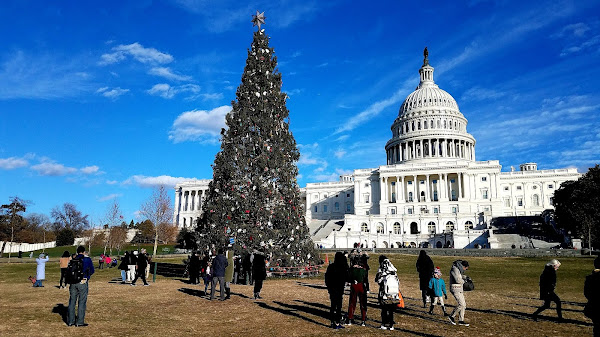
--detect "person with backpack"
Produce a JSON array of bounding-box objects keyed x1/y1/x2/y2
[
  {"x1": 448, "y1": 260, "x2": 470, "y2": 326},
  {"x1": 428, "y1": 267, "x2": 448, "y2": 316},
  {"x1": 532, "y1": 259, "x2": 562, "y2": 321},
  {"x1": 325, "y1": 252, "x2": 349, "y2": 329},
  {"x1": 375, "y1": 255, "x2": 400, "y2": 331},
  {"x1": 211, "y1": 248, "x2": 228, "y2": 300},
  {"x1": 346, "y1": 253, "x2": 368, "y2": 326},
  {"x1": 67, "y1": 245, "x2": 95, "y2": 327}
]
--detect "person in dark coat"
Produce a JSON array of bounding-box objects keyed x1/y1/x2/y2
[
  {"x1": 118, "y1": 251, "x2": 130, "y2": 284},
  {"x1": 533, "y1": 259, "x2": 562, "y2": 321},
  {"x1": 243, "y1": 253, "x2": 253, "y2": 285},
  {"x1": 416, "y1": 250, "x2": 434, "y2": 307},
  {"x1": 252, "y1": 250, "x2": 267, "y2": 299},
  {"x1": 211, "y1": 248, "x2": 228, "y2": 300},
  {"x1": 131, "y1": 249, "x2": 149, "y2": 286},
  {"x1": 325, "y1": 252, "x2": 349, "y2": 329},
  {"x1": 585, "y1": 257, "x2": 600, "y2": 336},
  {"x1": 188, "y1": 251, "x2": 201, "y2": 285}
]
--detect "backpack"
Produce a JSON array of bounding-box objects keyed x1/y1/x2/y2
[
  {"x1": 463, "y1": 276, "x2": 475, "y2": 291},
  {"x1": 66, "y1": 256, "x2": 84, "y2": 284},
  {"x1": 381, "y1": 273, "x2": 401, "y2": 305}
]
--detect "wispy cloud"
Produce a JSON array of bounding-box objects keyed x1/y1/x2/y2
[
  {"x1": 81, "y1": 165, "x2": 101, "y2": 175},
  {"x1": 168, "y1": 105, "x2": 230, "y2": 143},
  {"x1": 31, "y1": 160, "x2": 78, "y2": 176},
  {"x1": 149, "y1": 67, "x2": 192, "y2": 81},
  {"x1": 0, "y1": 50, "x2": 92, "y2": 100},
  {"x1": 123, "y1": 174, "x2": 196, "y2": 188},
  {"x1": 313, "y1": 168, "x2": 353, "y2": 182},
  {"x1": 96, "y1": 87, "x2": 129, "y2": 99},
  {"x1": 461, "y1": 87, "x2": 507, "y2": 102},
  {"x1": 99, "y1": 42, "x2": 173, "y2": 65},
  {"x1": 99, "y1": 193, "x2": 122, "y2": 202},
  {"x1": 0, "y1": 155, "x2": 30, "y2": 170},
  {"x1": 147, "y1": 83, "x2": 219, "y2": 101}
]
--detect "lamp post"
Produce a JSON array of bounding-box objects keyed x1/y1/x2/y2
[
  {"x1": 389, "y1": 231, "x2": 392, "y2": 249},
  {"x1": 443, "y1": 230, "x2": 447, "y2": 248}
]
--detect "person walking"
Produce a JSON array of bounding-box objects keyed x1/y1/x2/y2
[
  {"x1": 428, "y1": 267, "x2": 448, "y2": 315},
  {"x1": 224, "y1": 250, "x2": 235, "y2": 299},
  {"x1": 252, "y1": 250, "x2": 267, "y2": 300},
  {"x1": 533, "y1": 259, "x2": 562, "y2": 321},
  {"x1": 243, "y1": 252, "x2": 253, "y2": 285},
  {"x1": 98, "y1": 254, "x2": 104, "y2": 270},
  {"x1": 416, "y1": 250, "x2": 434, "y2": 308},
  {"x1": 346, "y1": 253, "x2": 368, "y2": 326},
  {"x1": 131, "y1": 249, "x2": 149, "y2": 286},
  {"x1": 188, "y1": 251, "x2": 200, "y2": 285},
  {"x1": 585, "y1": 257, "x2": 600, "y2": 336},
  {"x1": 211, "y1": 248, "x2": 228, "y2": 300},
  {"x1": 375, "y1": 255, "x2": 399, "y2": 331},
  {"x1": 33, "y1": 253, "x2": 49, "y2": 287},
  {"x1": 118, "y1": 251, "x2": 130, "y2": 284},
  {"x1": 127, "y1": 251, "x2": 137, "y2": 282},
  {"x1": 59, "y1": 250, "x2": 71, "y2": 289},
  {"x1": 325, "y1": 252, "x2": 349, "y2": 329},
  {"x1": 67, "y1": 245, "x2": 95, "y2": 327},
  {"x1": 448, "y1": 260, "x2": 470, "y2": 326}
]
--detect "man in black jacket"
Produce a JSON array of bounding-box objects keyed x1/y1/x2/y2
[
  {"x1": 211, "y1": 248, "x2": 228, "y2": 300},
  {"x1": 131, "y1": 249, "x2": 149, "y2": 286}
]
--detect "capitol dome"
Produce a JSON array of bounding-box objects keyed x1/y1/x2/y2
[{"x1": 385, "y1": 48, "x2": 476, "y2": 164}]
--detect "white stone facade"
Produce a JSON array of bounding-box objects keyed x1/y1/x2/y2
[
  {"x1": 173, "y1": 180, "x2": 211, "y2": 229},
  {"x1": 172, "y1": 51, "x2": 581, "y2": 248}
]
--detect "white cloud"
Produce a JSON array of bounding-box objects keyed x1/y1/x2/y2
[
  {"x1": 147, "y1": 83, "x2": 210, "y2": 100},
  {"x1": 123, "y1": 175, "x2": 196, "y2": 188},
  {"x1": 149, "y1": 67, "x2": 192, "y2": 81},
  {"x1": 97, "y1": 87, "x2": 129, "y2": 99},
  {"x1": 106, "y1": 180, "x2": 118, "y2": 185},
  {"x1": 0, "y1": 156, "x2": 29, "y2": 169},
  {"x1": 99, "y1": 42, "x2": 173, "y2": 65},
  {"x1": 559, "y1": 35, "x2": 600, "y2": 57},
  {"x1": 461, "y1": 87, "x2": 507, "y2": 102},
  {"x1": 313, "y1": 169, "x2": 353, "y2": 182},
  {"x1": 553, "y1": 22, "x2": 591, "y2": 38},
  {"x1": 99, "y1": 193, "x2": 122, "y2": 202},
  {"x1": 168, "y1": 105, "x2": 230, "y2": 143},
  {"x1": 334, "y1": 150, "x2": 346, "y2": 159},
  {"x1": 298, "y1": 153, "x2": 320, "y2": 165},
  {"x1": 80, "y1": 165, "x2": 100, "y2": 175},
  {"x1": 31, "y1": 161, "x2": 77, "y2": 176}
]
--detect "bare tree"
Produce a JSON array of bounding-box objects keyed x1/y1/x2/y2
[
  {"x1": 140, "y1": 185, "x2": 173, "y2": 257},
  {"x1": 108, "y1": 226, "x2": 128, "y2": 255},
  {"x1": 102, "y1": 199, "x2": 122, "y2": 255},
  {"x1": 51, "y1": 203, "x2": 89, "y2": 235}
]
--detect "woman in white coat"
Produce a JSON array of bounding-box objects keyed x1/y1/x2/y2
[{"x1": 34, "y1": 253, "x2": 49, "y2": 287}]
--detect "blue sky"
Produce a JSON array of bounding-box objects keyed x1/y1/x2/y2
[{"x1": 1, "y1": 0, "x2": 599, "y2": 225}]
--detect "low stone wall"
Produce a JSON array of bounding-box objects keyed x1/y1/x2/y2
[{"x1": 319, "y1": 247, "x2": 582, "y2": 258}]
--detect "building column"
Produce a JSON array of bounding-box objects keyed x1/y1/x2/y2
[
  {"x1": 381, "y1": 177, "x2": 387, "y2": 202},
  {"x1": 458, "y1": 172, "x2": 463, "y2": 199},
  {"x1": 426, "y1": 174, "x2": 431, "y2": 202},
  {"x1": 400, "y1": 176, "x2": 405, "y2": 202}
]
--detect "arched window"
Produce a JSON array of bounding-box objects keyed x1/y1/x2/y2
[
  {"x1": 377, "y1": 223, "x2": 384, "y2": 234},
  {"x1": 428, "y1": 221, "x2": 436, "y2": 234},
  {"x1": 430, "y1": 120, "x2": 434, "y2": 128},
  {"x1": 446, "y1": 221, "x2": 455, "y2": 231},
  {"x1": 393, "y1": 222, "x2": 401, "y2": 235},
  {"x1": 433, "y1": 190, "x2": 438, "y2": 201},
  {"x1": 437, "y1": 120, "x2": 441, "y2": 128},
  {"x1": 408, "y1": 192, "x2": 413, "y2": 202},
  {"x1": 412, "y1": 121, "x2": 415, "y2": 131},
  {"x1": 418, "y1": 121, "x2": 421, "y2": 130},
  {"x1": 532, "y1": 194, "x2": 540, "y2": 206},
  {"x1": 361, "y1": 223, "x2": 369, "y2": 232},
  {"x1": 444, "y1": 120, "x2": 447, "y2": 128},
  {"x1": 465, "y1": 221, "x2": 474, "y2": 230},
  {"x1": 410, "y1": 222, "x2": 419, "y2": 234},
  {"x1": 420, "y1": 191, "x2": 425, "y2": 202},
  {"x1": 346, "y1": 202, "x2": 351, "y2": 212},
  {"x1": 334, "y1": 202, "x2": 339, "y2": 211}
]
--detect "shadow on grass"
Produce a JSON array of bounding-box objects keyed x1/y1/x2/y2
[
  {"x1": 295, "y1": 281, "x2": 327, "y2": 290},
  {"x1": 255, "y1": 300, "x2": 329, "y2": 327},
  {"x1": 52, "y1": 303, "x2": 68, "y2": 325},
  {"x1": 511, "y1": 302, "x2": 584, "y2": 313},
  {"x1": 177, "y1": 288, "x2": 207, "y2": 298},
  {"x1": 108, "y1": 277, "x2": 126, "y2": 284}
]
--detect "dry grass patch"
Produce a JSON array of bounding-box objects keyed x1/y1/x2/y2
[{"x1": 0, "y1": 254, "x2": 594, "y2": 336}]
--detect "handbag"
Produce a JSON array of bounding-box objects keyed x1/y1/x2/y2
[
  {"x1": 397, "y1": 291, "x2": 405, "y2": 308},
  {"x1": 463, "y1": 276, "x2": 474, "y2": 291}
]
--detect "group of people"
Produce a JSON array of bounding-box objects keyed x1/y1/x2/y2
[
  {"x1": 325, "y1": 249, "x2": 472, "y2": 330},
  {"x1": 187, "y1": 248, "x2": 268, "y2": 301},
  {"x1": 117, "y1": 249, "x2": 150, "y2": 286},
  {"x1": 98, "y1": 254, "x2": 118, "y2": 269}
]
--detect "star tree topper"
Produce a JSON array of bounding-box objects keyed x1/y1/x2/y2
[{"x1": 252, "y1": 11, "x2": 266, "y2": 29}]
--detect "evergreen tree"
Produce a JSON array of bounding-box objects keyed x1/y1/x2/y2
[{"x1": 196, "y1": 13, "x2": 316, "y2": 267}]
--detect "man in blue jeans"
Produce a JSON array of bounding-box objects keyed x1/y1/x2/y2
[
  {"x1": 210, "y1": 248, "x2": 228, "y2": 301},
  {"x1": 68, "y1": 245, "x2": 95, "y2": 327}
]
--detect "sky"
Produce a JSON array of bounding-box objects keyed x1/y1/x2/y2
[{"x1": 1, "y1": 0, "x2": 599, "y2": 225}]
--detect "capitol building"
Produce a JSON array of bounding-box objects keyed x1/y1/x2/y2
[{"x1": 173, "y1": 50, "x2": 581, "y2": 249}]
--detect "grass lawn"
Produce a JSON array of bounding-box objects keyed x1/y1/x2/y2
[{"x1": 0, "y1": 253, "x2": 595, "y2": 336}]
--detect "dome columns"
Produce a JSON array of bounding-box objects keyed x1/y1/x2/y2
[{"x1": 386, "y1": 137, "x2": 475, "y2": 164}]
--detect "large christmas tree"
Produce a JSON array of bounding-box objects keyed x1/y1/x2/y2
[{"x1": 196, "y1": 12, "x2": 316, "y2": 267}]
